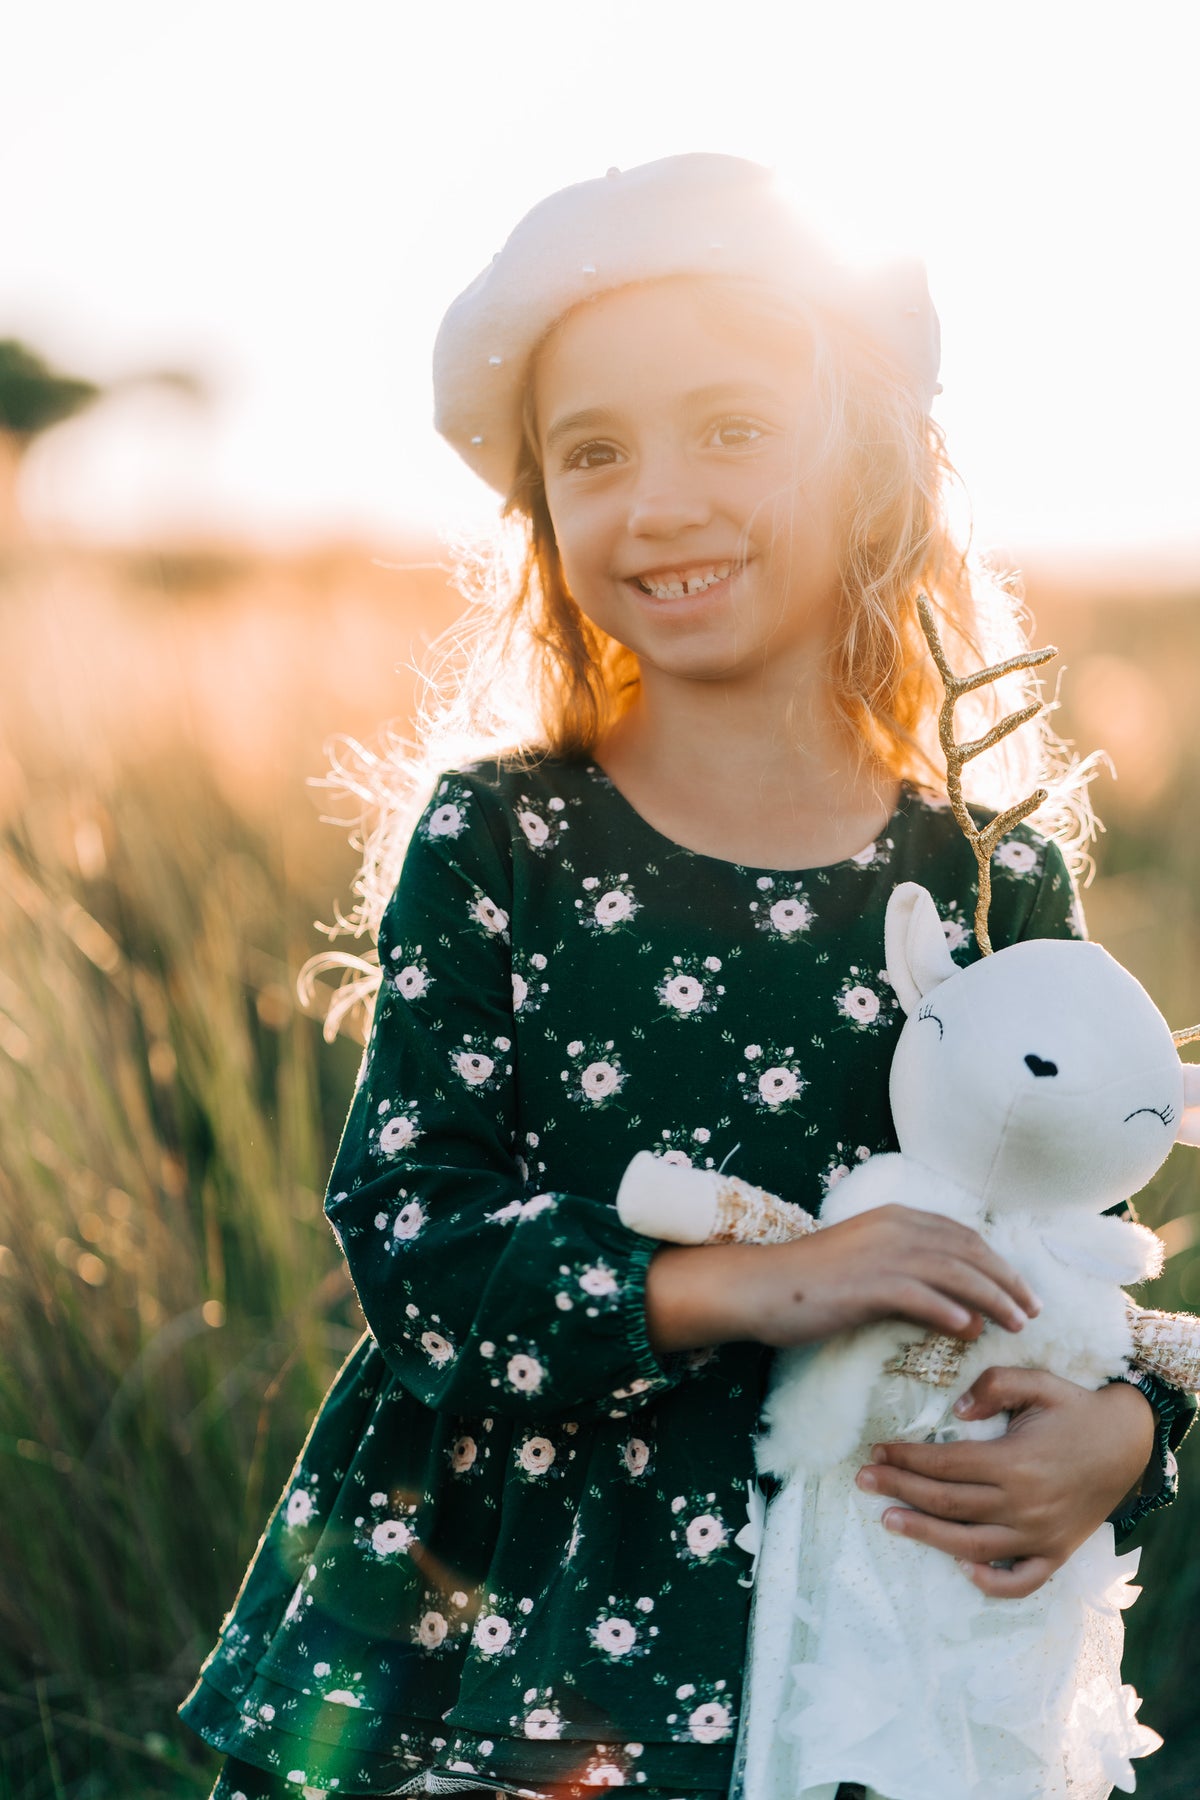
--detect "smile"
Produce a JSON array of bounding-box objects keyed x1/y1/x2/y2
[{"x1": 630, "y1": 561, "x2": 742, "y2": 600}]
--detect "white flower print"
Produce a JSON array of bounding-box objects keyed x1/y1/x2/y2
[
  {"x1": 453, "y1": 1049, "x2": 495, "y2": 1085},
  {"x1": 324, "y1": 1689, "x2": 361, "y2": 1708},
  {"x1": 684, "y1": 1512, "x2": 729, "y2": 1557},
  {"x1": 578, "y1": 1263, "x2": 619, "y2": 1298},
  {"x1": 590, "y1": 1615, "x2": 638, "y2": 1657},
  {"x1": 661, "y1": 973, "x2": 705, "y2": 1013},
  {"x1": 563, "y1": 1038, "x2": 628, "y2": 1109},
  {"x1": 769, "y1": 896, "x2": 811, "y2": 934},
  {"x1": 759, "y1": 1066, "x2": 799, "y2": 1106},
  {"x1": 416, "y1": 1609, "x2": 449, "y2": 1649},
  {"x1": 688, "y1": 1699, "x2": 733, "y2": 1743},
  {"x1": 517, "y1": 1436, "x2": 556, "y2": 1476},
  {"x1": 506, "y1": 1352, "x2": 545, "y2": 1393},
  {"x1": 850, "y1": 840, "x2": 878, "y2": 866},
  {"x1": 655, "y1": 951, "x2": 724, "y2": 1020},
  {"x1": 660, "y1": 1126, "x2": 707, "y2": 1164},
  {"x1": 750, "y1": 876, "x2": 817, "y2": 939},
  {"x1": 740, "y1": 1043, "x2": 806, "y2": 1114},
  {"x1": 518, "y1": 808, "x2": 550, "y2": 848},
  {"x1": 942, "y1": 913, "x2": 971, "y2": 955},
  {"x1": 595, "y1": 891, "x2": 633, "y2": 925},
  {"x1": 426, "y1": 802, "x2": 466, "y2": 839},
  {"x1": 284, "y1": 1486, "x2": 316, "y2": 1529},
  {"x1": 387, "y1": 946, "x2": 432, "y2": 1002},
  {"x1": 622, "y1": 1437, "x2": 651, "y2": 1477},
  {"x1": 523, "y1": 1706, "x2": 562, "y2": 1739},
  {"x1": 581, "y1": 1060, "x2": 622, "y2": 1101},
  {"x1": 371, "y1": 1518, "x2": 413, "y2": 1556},
  {"x1": 473, "y1": 1613, "x2": 513, "y2": 1655},
  {"x1": 578, "y1": 873, "x2": 639, "y2": 933},
  {"x1": 420, "y1": 1329, "x2": 454, "y2": 1365},
  {"x1": 838, "y1": 982, "x2": 882, "y2": 1027},
  {"x1": 470, "y1": 893, "x2": 509, "y2": 936},
  {"x1": 509, "y1": 949, "x2": 551, "y2": 1017},
  {"x1": 449, "y1": 1434, "x2": 477, "y2": 1473},
  {"x1": 845, "y1": 986, "x2": 881, "y2": 1029},
  {"x1": 379, "y1": 1114, "x2": 416, "y2": 1153},
  {"x1": 822, "y1": 1143, "x2": 873, "y2": 1195},
  {"x1": 584, "y1": 1762, "x2": 626, "y2": 1787},
  {"x1": 392, "y1": 1200, "x2": 426, "y2": 1242},
  {"x1": 994, "y1": 838, "x2": 1040, "y2": 875}
]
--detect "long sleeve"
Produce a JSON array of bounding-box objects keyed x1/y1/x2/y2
[{"x1": 323, "y1": 774, "x2": 684, "y2": 1421}]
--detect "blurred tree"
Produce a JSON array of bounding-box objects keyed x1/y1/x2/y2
[{"x1": 0, "y1": 338, "x2": 209, "y2": 544}]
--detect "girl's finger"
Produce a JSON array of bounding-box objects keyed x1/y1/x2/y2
[
  {"x1": 870, "y1": 1436, "x2": 1005, "y2": 1488},
  {"x1": 887, "y1": 1278, "x2": 998, "y2": 1339},
  {"x1": 960, "y1": 1555, "x2": 1058, "y2": 1599},
  {"x1": 919, "y1": 1253, "x2": 1034, "y2": 1333},
  {"x1": 856, "y1": 1460, "x2": 1004, "y2": 1524},
  {"x1": 879, "y1": 1507, "x2": 1023, "y2": 1565},
  {"x1": 909, "y1": 1213, "x2": 1043, "y2": 1318}
]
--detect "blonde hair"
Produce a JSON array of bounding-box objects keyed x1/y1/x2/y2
[{"x1": 301, "y1": 273, "x2": 1098, "y2": 1040}]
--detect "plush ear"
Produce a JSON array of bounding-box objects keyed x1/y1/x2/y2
[
  {"x1": 1176, "y1": 1063, "x2": 1200, "y2": 1147},
  {"x1": 885, "y1": 882, "x2": 959, "y2": 1016}
]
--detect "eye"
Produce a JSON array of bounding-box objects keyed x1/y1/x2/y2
[
  {"x1": 1124, "y1": 1104, "x2": 1176, "y2": 1128},
  {"x1": 562, "y1": 439, "x2": 619, "y2": 472},
  {"x1": 917, "y1": 1004, "x2": 944, "y2": 1039},
  {"x1": 708, "y1": 415, "x2": 767, "y2": 448}
]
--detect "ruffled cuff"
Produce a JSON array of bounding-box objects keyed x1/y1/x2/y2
[
  {"x1": 1106, "y1": 1369, "x2": 1196, "y2": 1539},
  {"x1": 607, "y1": 1235, "x2": 690, "y2": 1415}
]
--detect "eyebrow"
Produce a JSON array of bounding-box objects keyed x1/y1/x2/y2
[{"x1": 541, "y1": 382, "x2": 782, "y2": 457}]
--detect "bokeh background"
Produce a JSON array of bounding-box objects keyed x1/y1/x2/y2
[{"x1": 3, "y1": 3, "x2": 1199, "y2": 1795}]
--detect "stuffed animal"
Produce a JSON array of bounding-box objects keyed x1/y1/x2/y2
[{"x1": 617, "y1": 879, "x2": 1200, "y2": 1800}]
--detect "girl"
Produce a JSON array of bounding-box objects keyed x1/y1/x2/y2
[{"x1": 179, "y1": 153, "x2": 1194, "y2": 1800}]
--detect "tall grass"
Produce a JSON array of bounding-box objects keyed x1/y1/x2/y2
[
  {"x1": 1, "y1": 542, "x2": 1198, "y2": 1796},
  {"x1": 0, "y1": 754, "x2": 367, "y2": 1797}
]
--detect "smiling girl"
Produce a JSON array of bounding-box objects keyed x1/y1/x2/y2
[{"x1": 180, "y1": 154, "x2": 1194, "y2": 1800}]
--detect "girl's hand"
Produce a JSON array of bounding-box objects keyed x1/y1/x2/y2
[
  {"x1": 739, "y1": 1204, "x2": 1041, "y2": 1348},
  {"x1": 855, "y1": 1367, "x2": 1157, "y2": 1598}
]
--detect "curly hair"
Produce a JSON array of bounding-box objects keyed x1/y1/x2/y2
[{"x1": 301, "y1": 273, "x2": 1097, "y2": 1040}]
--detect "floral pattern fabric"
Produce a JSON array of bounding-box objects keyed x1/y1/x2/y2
[{"x1": 180, "y1": 755, "x2": 1191, "y2": 1798}]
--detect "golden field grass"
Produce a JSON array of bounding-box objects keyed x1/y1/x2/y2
[{"x1": 1, "y1": 537, "x2": 1198, "y2": 1797}]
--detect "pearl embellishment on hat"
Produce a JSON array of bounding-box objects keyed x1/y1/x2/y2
[
  {"x1": 471, "y1": 435, "x2": 484, "y2": 445},
  {"x1": 488, "y1": 355, "x2": 503, "y2": 366},
  {"x1": 581, "y1": 264, "x2": 597, "y2": 275}
]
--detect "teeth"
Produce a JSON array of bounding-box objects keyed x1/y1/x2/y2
[{"x1": 638, "y1": 562, "x2": 733, "y2": 598}]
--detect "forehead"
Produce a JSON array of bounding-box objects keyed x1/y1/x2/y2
[{"x1": 531, "y1": 279, "x2": 812, "y2": 442}]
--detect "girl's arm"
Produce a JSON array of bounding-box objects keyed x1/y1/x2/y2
[{"x1": 323, "y1": 774, "x2": 684, "y2": 1422}]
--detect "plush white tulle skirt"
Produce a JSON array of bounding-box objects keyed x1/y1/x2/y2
[{"x1": 732, "y1": 1468, "x2": 1160, "y2": 1800}]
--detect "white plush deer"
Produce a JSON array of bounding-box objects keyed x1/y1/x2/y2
[{"x1": 618, "y1": 881, "x2": 1200, "y2": 1800}]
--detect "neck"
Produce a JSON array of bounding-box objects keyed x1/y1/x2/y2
[{"x1": 593, "y1": 656, "x2": 899, "y2": 868}]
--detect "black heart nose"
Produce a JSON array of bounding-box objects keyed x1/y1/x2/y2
[{"x1": 1025, "y1": 1054, "x2": 1058, "y2": 1078}]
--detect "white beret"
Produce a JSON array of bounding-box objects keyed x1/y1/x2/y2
[{"x1": 432, "y1": 152, "x2": 941, "y2": 498}]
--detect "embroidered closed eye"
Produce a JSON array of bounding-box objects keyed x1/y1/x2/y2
[
  {"x1": 916, "y1": 1004, "x2": 944, "y2": 1039},
  {"x1": 1124, "y1": 1103, "x2": 1176, "y2": 1128}
]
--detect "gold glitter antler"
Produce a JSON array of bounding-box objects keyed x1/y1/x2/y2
[
  {"x1": 916, "y1": 593, "x2": 1058, "y2": 956},
  {"x1": 1173, "y1": 1023, "x2": 1200, "y2": 1048}
]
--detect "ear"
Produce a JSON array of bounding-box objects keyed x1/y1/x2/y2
[
  {"x1": 885, "y1": 882, "x2": 959, "y2": 1016},
  {"x1": 1176, "y1": 1063, "x2": 1200, "y2": 1147}
]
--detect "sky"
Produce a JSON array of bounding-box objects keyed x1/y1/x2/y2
[{"x1": 3, "y1": 0, "x2": 1199, "y2": 560}]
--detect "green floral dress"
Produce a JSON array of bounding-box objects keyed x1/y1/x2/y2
[{"x1": 180, "y1": 754, "x2": 1194, "y2": 1799}]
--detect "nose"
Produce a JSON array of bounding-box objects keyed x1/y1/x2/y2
[
  {"x1": 1024, "y1": 1054, "x2": 1059, "y2": 1078},
  {"x1": 626, "y1": 450, "x2": 711, "y2": 539}
]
